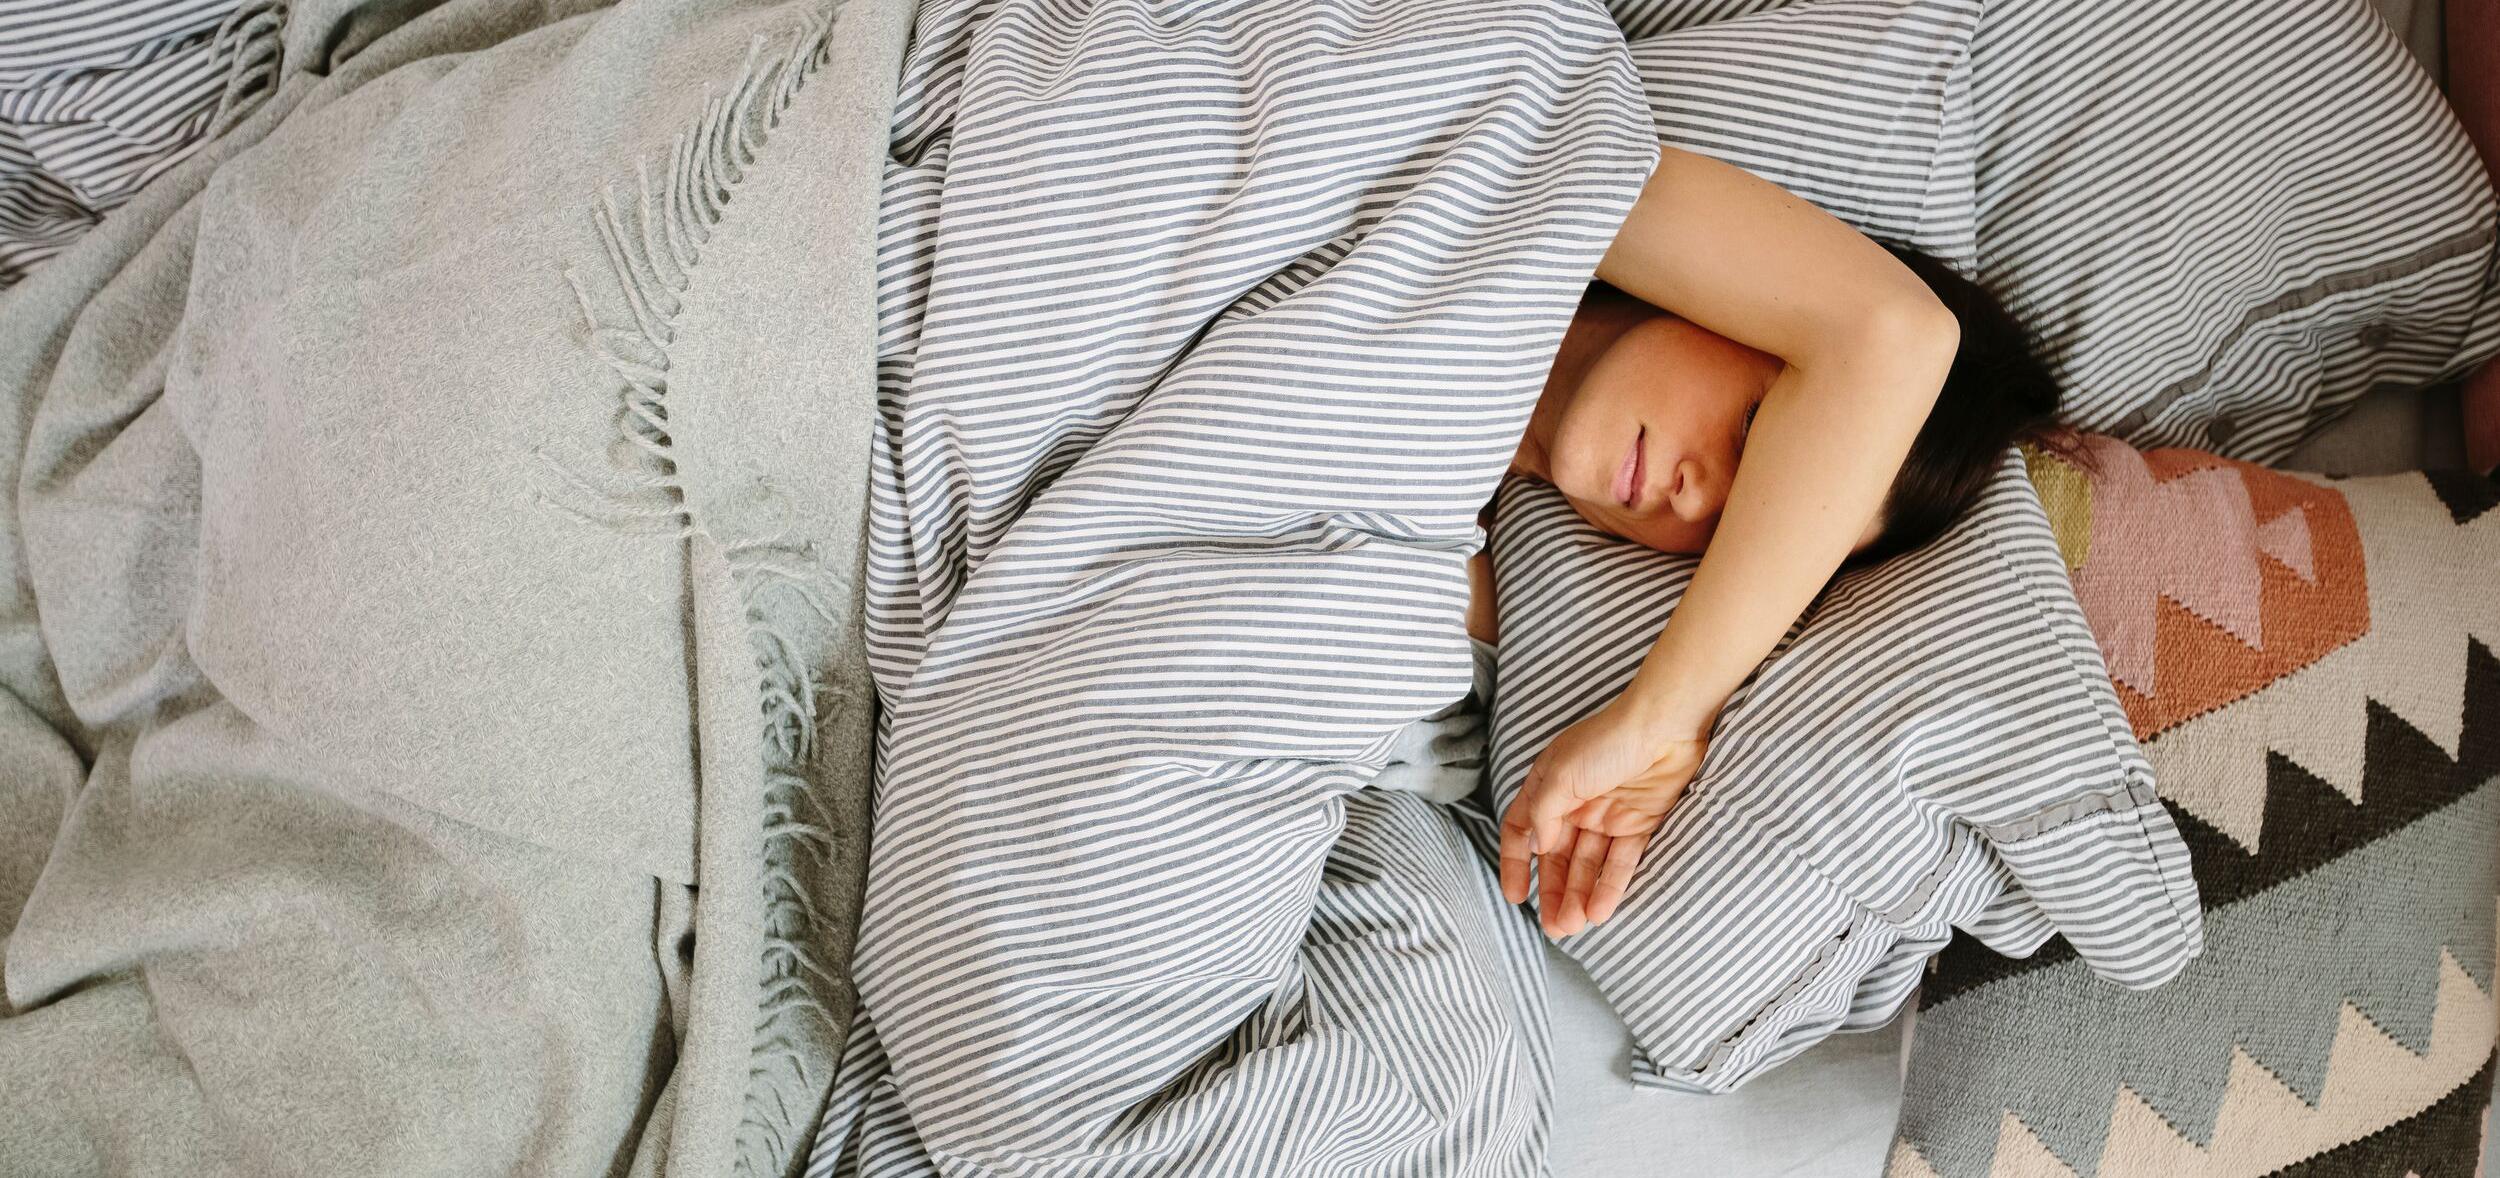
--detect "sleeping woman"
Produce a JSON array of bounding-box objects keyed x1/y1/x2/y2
[{"x1": 1474, "y1": 144, "x2": 2062, "y2": 940}]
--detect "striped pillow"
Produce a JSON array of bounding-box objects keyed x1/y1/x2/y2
[
  {"x1": 1486, "y1": 455, "x2": 2204, "y2": 1092},
  {"x1": 1606, "y1": 0, "x2": 1798, "y2": 41},
  {"x1": 1624, "y1": 0, "x2": 1980, "y2": 268},
  {"x1": 1967, "y1": 0, "x2": 2500, "y2": 462}
]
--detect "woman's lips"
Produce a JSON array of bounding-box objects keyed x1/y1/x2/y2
[{"x1": 1611, "y1": 426, "x2": 1646, "y2": 509}]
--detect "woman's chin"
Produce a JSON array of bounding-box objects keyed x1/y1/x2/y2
[
  {"x1": 1577, "y1": 508, "x2": 1711, "y2": 555},
  {"x1": 1629, "y1": 534, "x2": 1708, "y2": 556}
]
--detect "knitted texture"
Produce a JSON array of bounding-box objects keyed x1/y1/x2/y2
[{"x1": 1892, "y1": 438, "x2": 2500, "y2": 1177}]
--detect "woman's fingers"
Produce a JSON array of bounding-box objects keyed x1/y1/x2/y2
[
  {"x1": 1585, "y1": 833, "x2": 1649, "y2": 925},
  {"x1": 1507, "y1": 726, "x2": 1704, "y2": 929},
  {"x1": 1527, "y1": 762, "x2": 1572, "y2": 929},
  {"x1": 1568, "y1": 794, "x2": 1616, "y2": 831},
  {"x1": 1537, "y1": 837, "x2": 1572, "y2": 935},
  {"x1": 1497, "y1": 792, "x2": 1536, "y2": 905},
  {"x1": 1528, "y1": 759, "x2": 1600, "y2": 864},
  {"x1": 1542, "y1": 831, "x2": 1582, "y2": 938},
  {"x1": 1560, "y1": 826, "x2": 1608, "y2": 934}
]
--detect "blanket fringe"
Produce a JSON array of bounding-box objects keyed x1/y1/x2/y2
[
  {"x1": 559, "y1": 7, "x2": 851, "y2": 1177},
  {"x1": 211, "y1": 0, "x2": 288, "y2": 134}
]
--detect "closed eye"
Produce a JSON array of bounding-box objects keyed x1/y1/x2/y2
[{"x1": 1741, "y1": 400, "x2": 1760, "y2": 442}]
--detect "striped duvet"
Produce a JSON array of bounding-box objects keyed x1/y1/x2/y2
[
  {"x1": 807, "y1": 1, "x2": 2193, "y2": 1173},
  {"x1": 813, "y1": 1, "x2": 1654, "y2": 1172}
]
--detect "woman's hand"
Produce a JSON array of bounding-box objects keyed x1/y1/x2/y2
[{"x1": 1497, "y1": 695, "x2": 1711, "y2": 937}]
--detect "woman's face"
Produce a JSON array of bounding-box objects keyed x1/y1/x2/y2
[{"x1": 1513, "y1": 311, "x2": 1783, "y2": 554}]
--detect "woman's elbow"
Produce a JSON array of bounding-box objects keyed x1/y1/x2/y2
[
  {"x1": 1869, "y1": 283, "x2": 1959, "y2": 351},
  {"x1": 1826, "y1": 288, "x2": 1959, "y2": 385}
]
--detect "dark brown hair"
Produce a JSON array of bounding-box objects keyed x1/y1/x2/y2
[{"x1": 1855, "y1": 242, "x2": 2064, "y2": 565}]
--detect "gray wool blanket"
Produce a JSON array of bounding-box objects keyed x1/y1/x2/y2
[{"x1": 0, "y1": 0, "x2": 909, "y2": 1174}]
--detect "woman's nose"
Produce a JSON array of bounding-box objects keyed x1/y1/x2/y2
[{"x1": 1666, "y1": 457, "x2": 1722, "y2": 523}]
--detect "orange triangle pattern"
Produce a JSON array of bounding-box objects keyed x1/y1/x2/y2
[{"x1": 2041, "y1": 437, "x2": 2370, "y2": 741}]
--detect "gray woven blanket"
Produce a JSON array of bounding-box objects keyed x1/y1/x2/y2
[{"x1": 0, "y1": 1, "x2": 909, "y2": 1174}]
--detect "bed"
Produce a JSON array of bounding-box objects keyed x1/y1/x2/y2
[{"x1": 0, "y1": 1, "x2": 2491, "y2": 1175}]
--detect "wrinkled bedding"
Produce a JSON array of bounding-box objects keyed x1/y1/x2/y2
[
  {"x1": 0, "y1": 0, "x2": 2251, "y2": 1175},
  {"x1": 0, "y1": 1, "x2": 909, "y2": 1175},
  {"x1": 812, "y1": 1, "x2": 1654, "y2": 1172},
  {"x1": 805, "y1": 0, "x2": 2198, "y2": 1171},
  {"x1": 0, "y1": 0, "x2": 282, "y2": 287}
]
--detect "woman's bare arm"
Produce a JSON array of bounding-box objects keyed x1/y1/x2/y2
[
  {"x1": 1499, "y1": 146, "x2": 1958, "y2": 932},
  {"x1": 1592, "y1": 146, "x2": 1958, "y2": 741}
]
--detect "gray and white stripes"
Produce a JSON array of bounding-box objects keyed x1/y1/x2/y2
[
  {"x1": 817, "y1": 0, "x2": 1652, "y2": 1172},
  {"x1": 805, "y1": 0, "x2": 2221, "y2": 1170},
  {"x1": 0, "y1": 0, "x2": 275, "y2": 287},
  {"x1": 1965, "y1": 0, "x2": 2500, "y2": 461},
  {"x1": 1625, "y1": 0, "x2": 1980, "y2": 269},
  {"x1": 1607, "y1": 0, "x2": 2500, "y2": 464}
]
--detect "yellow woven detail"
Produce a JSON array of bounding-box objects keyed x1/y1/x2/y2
[{"x1": 2022, "y1": 443, "x2": 2093, "y2": 573}]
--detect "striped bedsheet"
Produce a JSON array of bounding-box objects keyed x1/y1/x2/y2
[{"x1": 810, "y1": 0, "x2": 1655, "y2": 1172}]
